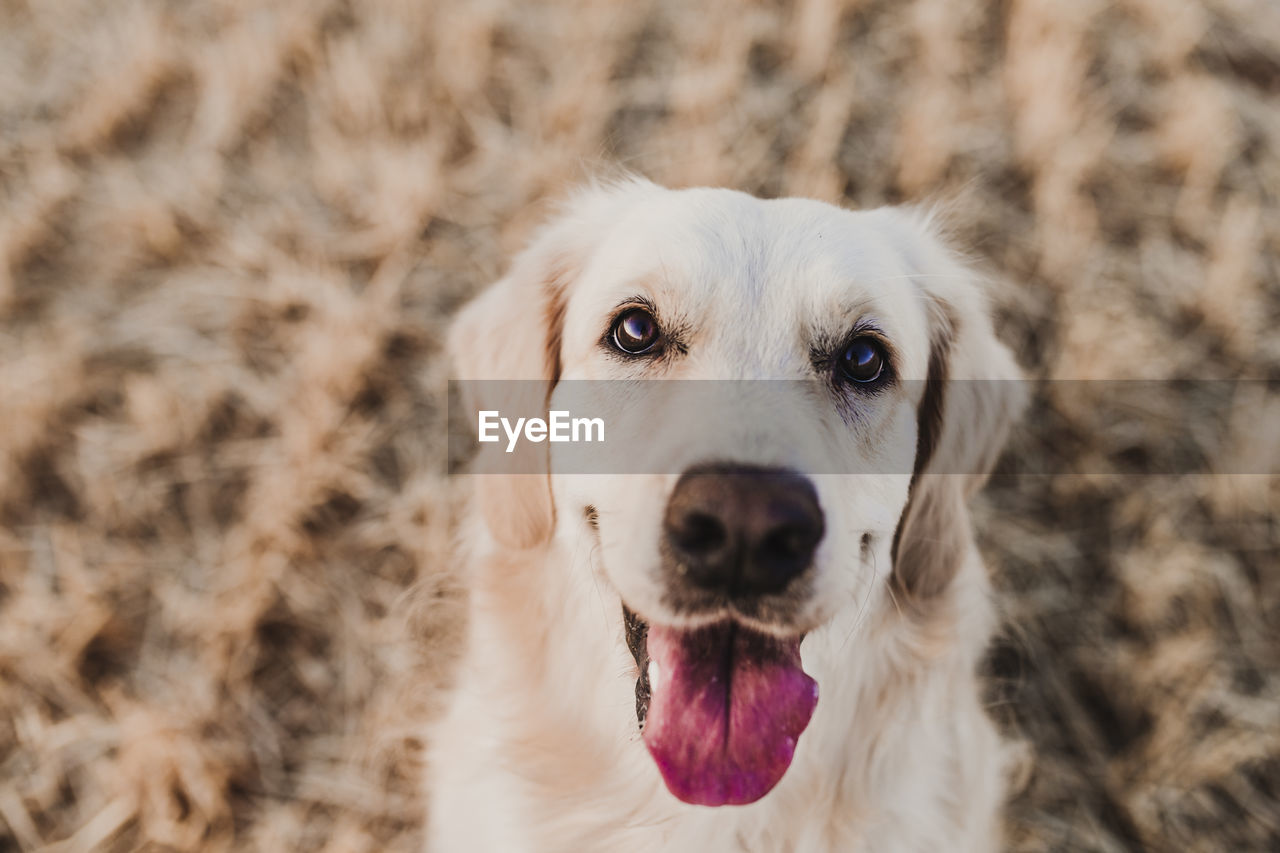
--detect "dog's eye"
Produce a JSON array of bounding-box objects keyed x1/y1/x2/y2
[
  {"x1": 611, "y1": 308, "x2": 661, "y2": 355},
  {"x1": 837, "y1": 337, "x2": 886, "y2": 384}
]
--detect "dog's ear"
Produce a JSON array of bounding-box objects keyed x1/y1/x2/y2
[
  {"x1": 449, "y1": 179, "x2": 654, "y2": 549},
  {"x1": 885, "y1": 211, "x2": 1026, "y2": 602},
  {"x1": 448, "y1": 253, "x2": 564, "y2": 550}
]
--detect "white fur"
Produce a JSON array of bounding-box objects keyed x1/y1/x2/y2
[{"x1": 427, "y1": 179, "x2": 1023, "y2": 852}]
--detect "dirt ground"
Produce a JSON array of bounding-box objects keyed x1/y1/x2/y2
[{"x1": 1, "y1": 0, "x2": 1278, "y2": 850}]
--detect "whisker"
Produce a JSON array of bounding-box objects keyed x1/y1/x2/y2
[{"x1": 839, "y1": 548, "x2": 878, "y2": 654}]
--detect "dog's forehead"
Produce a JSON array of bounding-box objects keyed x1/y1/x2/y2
[
  {"x1": 572, "y1": 188, "x2": 933, "y2": 370},
  {"x1": 592, "y1": 190, "x2": 903, "y2": 285}
]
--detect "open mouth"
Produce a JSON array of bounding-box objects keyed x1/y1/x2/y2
[{"x1": 624, "y1": 607, "x2": 818, "y2": 806}]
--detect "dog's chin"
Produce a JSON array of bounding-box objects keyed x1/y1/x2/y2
[{"x1": 623, "y1": 606, "x2": 819, "y2": 807}]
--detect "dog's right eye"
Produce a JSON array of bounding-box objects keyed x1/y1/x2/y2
[
  {"x1": 611, "y1": 308, "x2": 662, "y2": 355},
  {"x1": 837, "y1": 336, "x2": 886, "y2": 384}
]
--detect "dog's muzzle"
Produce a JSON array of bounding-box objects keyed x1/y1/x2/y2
[{"x1": 625, "y1": 463, "x2": 824, "y2": 807}]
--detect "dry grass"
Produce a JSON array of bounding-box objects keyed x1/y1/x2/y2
[{"x1": 1, "y1": 0, "x2": 1278, "y2": 850}]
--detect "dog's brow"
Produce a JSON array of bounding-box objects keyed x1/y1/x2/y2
[
  {"x1": 611, "y1": 294, "x2": 658, "y2": 312},
  {"x1": 809, "y1": 316, "x2": 891, "y2": 360}
]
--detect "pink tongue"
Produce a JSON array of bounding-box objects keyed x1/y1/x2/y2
[{"x1": 642, "y1": 622, "x2": 818, "y2": 806}]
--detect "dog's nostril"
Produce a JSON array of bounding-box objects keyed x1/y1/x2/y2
[
  {"x1": 672, "y1": 511, "x2": 727, "y2": 555},
  {"x1": 761, "y1": 525, "x2": 815, "y2": 562}
]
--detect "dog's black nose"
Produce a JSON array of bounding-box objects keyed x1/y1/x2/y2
[{"x1": 663, "y1": 463, "x2": 824, "y2": 598}]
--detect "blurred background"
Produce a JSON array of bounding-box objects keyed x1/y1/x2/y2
[{"x1": 1, "y1": 0, "x2": 1277, "y2": 850}]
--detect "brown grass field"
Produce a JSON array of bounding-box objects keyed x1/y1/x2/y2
[{"x1": 1, "y1": 0, "x2": 1278, "y2": 850}]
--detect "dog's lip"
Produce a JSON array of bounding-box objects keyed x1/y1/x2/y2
[{"x1": 623, "y1": 605, "x2": 652, "y2": 728}]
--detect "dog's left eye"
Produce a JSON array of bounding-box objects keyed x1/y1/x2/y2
[
  {"x1": 837, "y1": 337, "x2": 887, "y2": 384},
  {"x1": 611, "y1": 308, "x2": 662, "y2": 355}
]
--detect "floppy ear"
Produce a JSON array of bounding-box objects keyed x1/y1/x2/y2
[
  {"x1": 887, "y1": 213, "x2": 1026, "y2": 602},
  {"x1": 448, "y1": 257, "x2": 563, "y2": 550},
  {"x1": 449, "y1": 179, "x2": 655, "y2": 549}
]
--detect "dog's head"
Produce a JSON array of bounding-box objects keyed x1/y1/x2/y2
[{"x1": 450, "y1": 179, "x2": 1023, "y2": 807}]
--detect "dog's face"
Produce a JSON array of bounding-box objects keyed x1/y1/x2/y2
[
  {"x1": 450, "y1": 179, "x2": 1021, "y2": 809},
  {"x1": 550, "y1": 190, "x2": 931, "y2": 634}
]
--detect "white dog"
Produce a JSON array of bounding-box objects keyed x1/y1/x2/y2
[{"x1": 427, "y1": 178, "x2": 1025, "y2": 852}]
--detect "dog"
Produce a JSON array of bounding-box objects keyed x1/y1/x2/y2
[{"x1": 427, "y1": 178, "x2": 1025, "y2": 852}]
